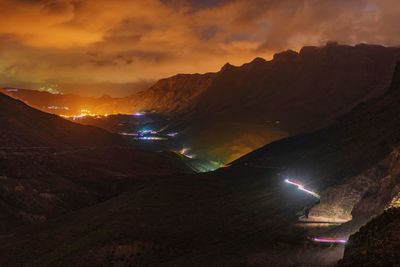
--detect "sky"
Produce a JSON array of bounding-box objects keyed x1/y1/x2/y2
[{"x1": 1, "y1": 0, "x2": 400, "y2": 96}]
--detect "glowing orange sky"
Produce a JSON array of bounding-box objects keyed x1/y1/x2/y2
[{"x1": 1, "y1": 0, "x2": 400, "y2": 96}]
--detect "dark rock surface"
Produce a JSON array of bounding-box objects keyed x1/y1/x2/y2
[{"x1": 338, "y1": 208, "x2": 400, "y2": 267}]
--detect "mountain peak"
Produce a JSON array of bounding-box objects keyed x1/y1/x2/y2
[
  {"x1": 250, "y1": 57, "x2": 266, "y2": 64},
  {"x1": 326, "y1": 40, "x2": 339, "y2": 47},
  {"x1": 272, "y1": 49, "x2": 298, "y2": 62},
  {"x1": 221, "y1": 62, "x2": 235, "y2": 71}
]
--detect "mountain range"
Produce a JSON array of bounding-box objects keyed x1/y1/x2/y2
[
  {"x1": 3, "y1": 43, "x2": 400, "y2": 163},
  {"x1": 1, "y1": 47, "x2": 400, "y2": 266}
]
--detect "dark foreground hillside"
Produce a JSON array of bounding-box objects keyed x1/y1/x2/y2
[
  {"x1": 0, "y1": 147, "x2": 193, "y2": 233},
  {"x1": 0, "y1": 166, "x2": 330, "y2": 267}
]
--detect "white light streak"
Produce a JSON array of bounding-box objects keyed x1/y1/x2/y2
[{"x1": 285, "y1": 179, "x2": 320, "y2": 199}]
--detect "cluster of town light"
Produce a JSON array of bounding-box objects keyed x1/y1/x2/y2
[
  {"x1": 60, "y1": 109, "x2": 109, "y2": 120},
  {"x1": 39, "y1": 85, "x2": 61, "y2": 95}
]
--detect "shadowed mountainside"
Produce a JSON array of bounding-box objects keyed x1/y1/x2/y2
[
  {"x1": 171, "y1": 43, "x2": 400, "y2": 162},
  {"x1": 96, "y1": 44, "x2": 400, "y2": 162},
  {"x1": 230, "y1": 68, "x2": 400, "y2": 190}
]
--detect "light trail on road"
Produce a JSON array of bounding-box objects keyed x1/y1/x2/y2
[
  {"x1": 311, "y1": 237, "x2": 347, "y2": 244},
  {"x1": 285, "y1": 179, "x2": 320, "y2": 199}
]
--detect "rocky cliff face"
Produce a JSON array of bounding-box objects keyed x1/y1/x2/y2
[
  {"x1": 128, "y1": 73, "x2": 217, "y2": 113},
  {"x1": 310, "y1": 147, "x2": 400, "y2": 230},
  {"x1": 338, "y1": 208, "x2": 400, "y2": 266},
  {"x1": 332, "y1": 149, "x2": 400, "y2": 266}
]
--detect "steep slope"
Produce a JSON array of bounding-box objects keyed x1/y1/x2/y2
[
  {"x1": 0, "y1": 92, "x2": 125, "y2": 147},
  {"x1": 3, "y1": 58, "x2": 400, "y2": 267},
  {"x1": 231, "y1": 73, "x2": 400, "y2": 189},
  {"x1": 127, "y1": 73, "x2": 216, "y2": 113}
]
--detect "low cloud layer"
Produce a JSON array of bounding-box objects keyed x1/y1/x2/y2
[{"x1": 1, "y1": 0, "x2": 400, "y2": 96}]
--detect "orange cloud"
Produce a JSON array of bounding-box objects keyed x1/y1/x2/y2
[{"x1": 1, "y1": 0, "x2": 400, "y2": 96}]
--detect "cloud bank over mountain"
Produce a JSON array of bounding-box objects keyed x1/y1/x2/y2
[{"x1": 1, "y1": 0, "x2": 400, "y2": 96}]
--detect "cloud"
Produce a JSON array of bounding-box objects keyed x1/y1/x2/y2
[{"x1": 1, "y1": 0, "x2": 400, "y2": 96}]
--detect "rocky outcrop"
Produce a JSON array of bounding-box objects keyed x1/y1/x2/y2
[
  {"x1": 128, "y1": 72, "x2": 216, "y2": 113},
  {"x1": 332, "y1": 149, "x2": 400, "y2": 266},
  {"x1": 297, "y1": 61, "x2": 400, "y2": 231},
  {"x1": 310, "y1": 148, "x2": 400, "y2": 230},
  {"x1": 338, "y1": 208, "x2": 400, "y2": 266}
]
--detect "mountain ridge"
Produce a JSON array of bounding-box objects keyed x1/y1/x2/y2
[{"x1": 4, "y1": 43, "x2": 400, "y2": 162}]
